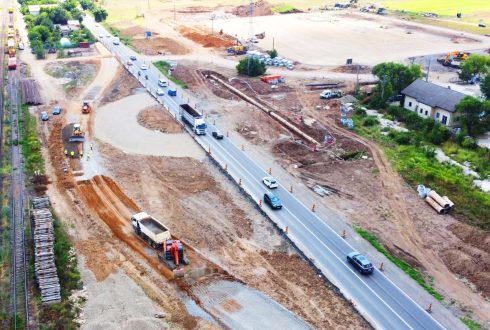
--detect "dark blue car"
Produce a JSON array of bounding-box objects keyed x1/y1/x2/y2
[
  {"x1": 347, "y1": 252, "x2": 374, "y2": 275},
  {"x1": 264, "y1": 192, "x2": 282, "y2": 210}
]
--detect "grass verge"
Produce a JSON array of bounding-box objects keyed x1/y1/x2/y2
[
  {"x1": 353, "y1": 226, "x2": 444, "y2": 301},
  {"x1": 101, "y1": 23, "x2": 133, "y2": 47},
  {"x1": 461, "y1": 317, "x2": 482, "y2": 330},
  {"x1": 153, "y1": 61, "x2": 188, "y2": 89},
  {"x1": 20, "y1": 105, "x2": 44, "y2": 177}
]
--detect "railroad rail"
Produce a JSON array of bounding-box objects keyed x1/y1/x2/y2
[{"x1": 3, "y1": 2, "x2": 30, "y2": 328}]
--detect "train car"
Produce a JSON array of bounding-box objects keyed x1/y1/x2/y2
[{"x1": 8, "y1": 57, "x2": 17, "y2": 70}]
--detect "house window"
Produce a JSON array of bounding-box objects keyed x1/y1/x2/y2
[
  {"x1": 436, "y1": 113, "x2": 440, "y2": 119},
  {"x1": 425, "y1": 111, "x2": 428, "y2": 116},
  {"x1": 420, "y1": 109, "x2": 423, "y2": 114},
  {"x1": 408, "y1": 101, "x2": 412, "y2": 107},
  {"x1": 442, "y1": 115, "x2": 448, "y2": 125}
]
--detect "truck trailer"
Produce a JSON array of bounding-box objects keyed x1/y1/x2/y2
[
  {"x1": 132, "y1": 212, "x2": 171, "y2": 249},
  {"x1": 179, "y1": 104, "x2": 207, "y2": 135}
]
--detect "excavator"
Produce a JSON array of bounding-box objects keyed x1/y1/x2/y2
[
  {"x1": 437, "y1": 51, "x2": 470, "y2": 67},
  {"x1": 159, "y1": 239, "x2": 189, "y2": 278},
  {"x1": 226, "y1": 39, "x2": 248, "y2": 55}
]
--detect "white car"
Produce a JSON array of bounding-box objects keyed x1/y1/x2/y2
[
  {"x1": 140, "y1": 64, "x2": 148, "y2": 70},
  {"x1": 156, "y1": 88, "x2": 164, "y2": 96},
  {"x1": 262, "y1": 176, "x2": 278, "y2": 189}
]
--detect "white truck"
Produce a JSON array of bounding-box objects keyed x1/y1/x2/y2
[
  {"x1": 179, "y1": 104, "x2": 207, "y2": 135},
  {"x1": 132, "y1": 212, "x2": 171, "y2": 249},
  {"x1": 320, "y1": 89, "x2": 343, "y2": 99}
]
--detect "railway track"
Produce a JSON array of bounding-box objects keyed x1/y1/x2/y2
[{"x1": 2, "y1": 2, "x2": 30, "y2": 328}]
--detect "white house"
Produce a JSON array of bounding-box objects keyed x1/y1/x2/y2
[
  {"x1": 67, "y1": 20, "x2": 81, "y2": 31},
  {"x1": 28, "y1": 4, "x2": 58, "y2": 16},
  {"x1": 401, "y1": 79, "x2": 467, "y2": 127}
]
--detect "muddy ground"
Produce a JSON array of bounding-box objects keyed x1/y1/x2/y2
[{"x1": 97, "y1": 142, "x2": 369, "y2": 329}]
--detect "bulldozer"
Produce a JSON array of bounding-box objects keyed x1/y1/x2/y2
[
  {"x1": 437, "y1": 51, "x2": 470, "y2": 67},
  {"x1": 158, "y1": 239, "x2": 189, "y2": 278},
  {"x1": 82, "y1": 101, "x2": 91, "y2": 114}
]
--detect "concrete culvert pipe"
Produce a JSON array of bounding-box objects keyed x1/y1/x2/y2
[
  {"x1": 425, "y1": 196, "x2": 445, "y2": 214},
  {"x1": 442, "y1": 196, "x2": 455, "y2": 210},
  {"x1": 428, "y1": 190, "x2": 450, "y2": 209}
]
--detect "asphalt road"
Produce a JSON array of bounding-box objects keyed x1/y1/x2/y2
[{"x1": 85, "y1": 16, "x2": 446, "y2": 330}]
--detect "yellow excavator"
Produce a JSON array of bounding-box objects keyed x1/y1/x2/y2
[{"x1": 437, "y1": 51, "x2": 470, "y2": 67}]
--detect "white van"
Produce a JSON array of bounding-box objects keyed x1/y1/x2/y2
[
  {"x1": 113, "y1": 37, "x2": 120, "y2": 45},
  {"x1": 158, "y1": 79, "x2": 168, "y2": 87}
]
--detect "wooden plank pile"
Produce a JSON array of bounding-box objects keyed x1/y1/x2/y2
[
  {"x1": 21, "y1": 79, "x2": 43, "y2": 105},
  {"x1": 31, "y1": 196, "x2": 61, "y2": 304}
]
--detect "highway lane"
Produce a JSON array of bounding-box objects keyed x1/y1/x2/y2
[{"x1": 84, "y1": 16, "x2": 448, "y2": 330}]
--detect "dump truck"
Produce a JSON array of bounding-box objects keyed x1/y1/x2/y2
[
  {"x1": 226, "y1": 45, "x2": 248, "y2": 55},
  {"x1": 179, "y1": 104, "x2": 207, "y2": 135},
  {"x1": 82, "y1": 101, "x2": 91, "y2": 114},
  {"x1": 68, "y1": 124, "x2": 85, "y2": 142},
  {"x1": 132, "y1": 212, "x2": 171, "y2": 249},
  {"x1": 320, "y1": 89, "x2": 343, "y2": 99}
]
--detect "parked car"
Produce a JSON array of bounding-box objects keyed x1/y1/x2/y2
[
  {"x1": 130, "y1": 55, "x2": 137, "y2": 60},
  {"x1": 140, "y1": 64, "x2": 148, "y2": 70},
  {"x1": 387, "y1": 94, "x2": 403, "y2": 103},
  {"x1": 212, "y1": 130, "x2": 223, "y2": 140},
  {"x1": 40, "y1": 111, "x2": 49, "y2": 121},
  {"x1": 479, "y1": 22, "x2": 486, "y2": 28},
  {"x1": 52, "y1": 106, "x2": 61, "y2": 115},
  {"x1": 263, "y1": 192, "x2": 282, "y2": 209},
  {"x1": 156, "y1": 88, "x2": 164, "y2": 96},
  {"x1": 262, "y1": 176, "x2": 278, "y2": 189},
  {"x1": 346, "y1": 252, "x2": 374, "y2": 274}
]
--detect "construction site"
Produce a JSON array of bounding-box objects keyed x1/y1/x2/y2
[{"x1": 4, "y1": 0, "x2": 490, "y2": 329}]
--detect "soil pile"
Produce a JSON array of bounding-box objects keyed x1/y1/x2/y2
[
  {"x1": 178, "y1": 26, "x2": 234, "y2": 48},
  {"x1": 137, "y1": 107, "x2": 183, "y2": 133},
  {"x1": 132, "y1": 37, "x2": 190, "y2": 55},
  {"x1": 231, "y1": 0, "x2": 273, "y2": 17},
  {"x1": 99, "y1": 67, "x2": 142, "y2": 105}
]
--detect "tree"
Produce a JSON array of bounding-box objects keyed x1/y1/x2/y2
[
  {"x1": 481, "y1": 74, "x2": 490, "y2": 99},
  {"x1": 459, "y1": 54, "x2": 490, "y2": 81},
  {"x1": 93, "y1": 8, "x2": 108, "y2": 22},
  {"x1": 371, "y1": 62, "x2": 423, "y2": 105},
  {"x1": 28, "y1": 26, "x2": 51, "y2": 42},
  {"x1": 455, "y1": 96, "x2": 490, "y2": 137},
  {"x1": 236, "y1": 57, "x2": 267, "y2": 77},
  {"x1": 79, "y1": 0, "x2": 95, "y2": 11},
  {"x1": 267, "y1": 49, "x2": 278, "y2": 59},
  {"x1": 48, "y1": 7, "x2": 70, "y2": 24}
]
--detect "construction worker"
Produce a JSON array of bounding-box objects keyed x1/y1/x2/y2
[
  {"x1": 79, "y1": 149, "x2": 84, "y2": 158},
  {"x1": 64, "y1": 149, "x2": 67, "y2": 156},
  {"x1": 86, "y1": 153, "x2": 90, "y2": 161},
  {"x1": 70, "y1": 150, "x2": 75, "y2": 158},
  {"x1": 90, "y1": 143, "x2": 93, "y2": 151}
]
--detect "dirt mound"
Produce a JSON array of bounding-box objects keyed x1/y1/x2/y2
[
  {"x1": 332, "y1": 65, "x2": 372, "y2": 74},
  {"x1": 99, "y1": 67, "x2": 141, "y2": 105},
  {"x1": 448, "y1": 222, "x2": 490, "y2": 254},
  {"x1": 178, "y1": 26, "x2": 234, "y2": 48},
  {"x1": 137, "y1": 107, "x2": 183, "y2": 133},
  {"x1": 119, "y1": 25, "x2": 159, "y2": 38},
  {"x1": 177, "y1": 6, "x2": 212, "y2": 14},
  {"x1": 231, "y1": 0, "x2": 272, "y2": 17},
  {"x1": 132, "y1": 37, "x2": 190, "y2": 55}
]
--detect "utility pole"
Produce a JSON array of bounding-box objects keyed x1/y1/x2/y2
[
  {"x1": 211, "y1": 14, "x2": 215, "y2": 35},
  {"x1": 426, "y1": 57, "x2": 431, "y2": 82}
]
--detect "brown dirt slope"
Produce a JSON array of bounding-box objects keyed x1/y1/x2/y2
[
  {"x1": 178, "y1": 26, "x2": 234, "y2": 48},
  {"x1": 137, "y1": 107, "x2": 183, "y2": 133},
  {"x1": 132, "y1": 37, "x2": 190, "y2": 55}
]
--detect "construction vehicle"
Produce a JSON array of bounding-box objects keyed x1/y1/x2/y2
[
  {"x1": 68, "y1": 124, "x2": 85, "y2": 142},
  {"x1": 8, "y1": 7, "x2": 14, "y2": 13},
  {"x1": 8, "y1": 57, "x2": 16, "y2": 70},
  {"x1": 132, "y1": 212, "x2": 171, "y2": 249},
  {"x1": 320, "y1": 90, "x2": 343, "y2": 99},
  {"x1": 255, "y1": 32, "x2": 265, "y2": 39},
  {"x1": 158, "y1": 240, "x2": 189, "y2": 270},
  {"x1": 226, "y1": 45, "x2": 248, "y2": 55},
  {"x1": 82, "y1": 101, "x2": 91, "y2": 114},
  {"x1": 437, "y1": 51, "x2": 470, "y2": 67},
  {"x1": 180, "y1": 104, "x2": 207, "y2": 135},
  {"x1": 260, "y1": 75, "x2": 285, "y2": 84}
]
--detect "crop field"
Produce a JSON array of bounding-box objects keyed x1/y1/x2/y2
[{"x1": 382, "y1": 0, "x2": 490, "y2": 16}]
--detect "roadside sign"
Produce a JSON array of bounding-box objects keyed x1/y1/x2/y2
[{"x1": 145, "y1": 31, "x2": 151, "y2": 38}]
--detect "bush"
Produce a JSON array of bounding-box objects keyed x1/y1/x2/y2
[
  {"x1": 267, "y1": 49, "x2": 278, "y2": 58},
  {"x1": 461, "y1": 136, "x2": 478, "y2": 149},
  {"x1": 355, "y1": 107, "x2": 367, "y2": 117},
  {"x1": 236, "y1": 57, "x2": 267, "y2": 77},
  {"x1": 389, "y1": 131, "x2": 412, "y2": 145},
  {"x1": 363, "y1": 116, "x2": 379, "y2": 127}
]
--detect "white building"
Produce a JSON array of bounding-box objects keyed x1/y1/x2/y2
[{"x1": 401, "y1": 79, "x2": 467, "y2": 127}]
